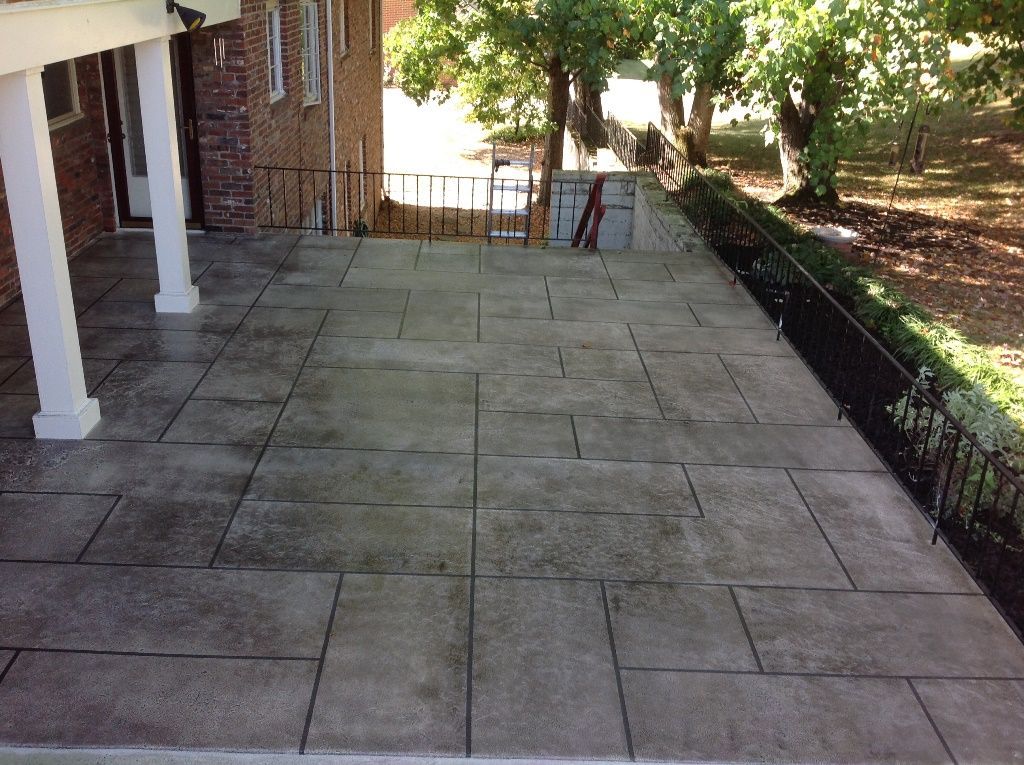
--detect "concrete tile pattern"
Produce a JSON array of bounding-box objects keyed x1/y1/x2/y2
[
  {"x1": 0, "y1": 651, "x2": 317, "y2": 750},
  {"x1": 623, "y1": 671, "x2": 953, "y2": 763},
  {"x1": 735, "y1": 588, "x2": 1024, "y2": 677},
  {"x1": 272, "y1": 367, "x2": 476, "y2": 452},
  {"x1": 912, "y1": 678, "x2": 1024, "y2": 763},
  {"x1": 560, "y1": 347, "x2": 647, "y2": 380},
  {"x1": 789, "y1": 469, "x2": 979, "y2": 592},
  {"x1": 605, "y1": 583, "x2": 758, "y2": 670},
  {"x1": 401, "y1": 290, "x2": 478, "y2": 341},
  {"x1": 0, "y1": 394, "x2": 41, "y2": 437},
  {"x1": 217, "y1": 501, "x2": 472, "y2": 574},
  {"x1": 480, "y1": 374, "x2": 661, "y2": 417},
  {"x1": 306, "y1": 575, "x2": 469, "y2": 754},
  {"x1": 86, "y1": 361, "x2": 208, "y2": 441},
  {"x1": 0, "y1": 562, "x2": 336, "y2": 655},
  {"x1": 477, "y1": 455, "x2": 700, "y2": 516},
  {"x1": 320, "y1": 309, "x2": 403, "y2": 338},
  {"x1": 162, "y1": 399, "x2": 283, "y2": 445},
  {"x1": 471, "y1": 578, "x2": 628, "y2": 758},
  {"x1": 476, "y1": 411, "x2": 577, "y2": 457},
  {"x1": 0, "y1": 493, "x2": 116, "y2": 561},
  {"x1": 642, "y1": 351, "x2": 754, "y2": 422},
  {"x1": 0, "y1": 357, "x2": 117, "y2": 396},
  {"x1": 0, "y1": 235, "x2": 1020, "y2": 762}
]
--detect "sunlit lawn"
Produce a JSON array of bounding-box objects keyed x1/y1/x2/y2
[{"x1": 703, "y1": 99, "x2": 1024, "y2": 383}]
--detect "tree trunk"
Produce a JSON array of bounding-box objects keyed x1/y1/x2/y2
[
  {"x1": 686, "y1": 82, "x2": 715, "y2": 167},
  {"x1": 574, "y1": 80, "x2": 604, "y2": 144},
  {"x1": 777, "y1": 91, "x2": 837, "y2": 204},
  {"x1": 539, "y1": 55, "x2": 570, "y2": 206},
  {"x1": 657, "y1": 72, "x2": 686, "y2": 146}
]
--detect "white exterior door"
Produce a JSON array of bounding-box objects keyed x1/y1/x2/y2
[{"x1": 113, "y1": 44, "x2": 191, "y2": 219}]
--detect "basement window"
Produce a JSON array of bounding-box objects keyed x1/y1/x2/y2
[
  {"x1": 42, "y1": 60, "x2": 82, "y2": 130},
  {"x1": 343, "y1": 160, "x2": 353, "y2": 230},
  {"x1": 368, "y1": 0, "x2": 380, "y2": 51},
  {"x1": 359, "y1": 137, "x2": 367, "y2": 212},
  {"x1": 299, "y1": 1, "x2": 322, "y2": 104},
  {"x1": 267, "y1": 4, "x2": 285, "y2": 101},
  {"x1": 338, "y1": 0, "x2": 349, "y2": 54}
]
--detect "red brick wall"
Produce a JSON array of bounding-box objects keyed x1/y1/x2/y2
[
  {"x1": 0, "y1": 0, "x2": 385, "y2": 306},
  {"x1": 0, "y1": 55, "x2": 114, "y2": 308},
  {"x1": 335, "y1": 0, "x2": 385, "y2": 230},
  {"x1": 193, "y1": 0, "x2": 384, "y2": 234},
  {"x1": 191, "y1": 21, "x2": 257, "y2": 232},
  {"x1": 382, "y1": 0, "x2": 415, "y2": 34}
]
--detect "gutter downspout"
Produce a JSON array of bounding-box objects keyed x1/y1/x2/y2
[{"x1": 325, "y1": 0, "x2": 338, "y2": 233}]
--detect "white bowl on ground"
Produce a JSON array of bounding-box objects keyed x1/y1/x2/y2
[{"x1": 810, "y1": 225, "x2": 859, "y2": 254}]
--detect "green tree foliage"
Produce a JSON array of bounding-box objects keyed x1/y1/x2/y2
[
  {"x1": 637, "y1": 0, "x2": 745, "y2": 165},
  {"x1": 946, "y1": 0, "x2": 1024, "y2": 126},
  {"x1": 730, "y1": 0, "x2": 955, "y2": 201},
  {"x1": 384, "y1": 0, "x2": 635, "y2": 198},
  {"x1": 384, "y1": 9, "x2": 550, "y2": 140}
]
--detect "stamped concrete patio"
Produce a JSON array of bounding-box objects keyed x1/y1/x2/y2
[{"x1": 0, "y1": 233, "x2": 1023, "y2": 764}]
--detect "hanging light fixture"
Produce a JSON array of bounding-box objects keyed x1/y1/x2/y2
[{"x1": 166, "y1": 0, "x2": 206, "y2": 31}]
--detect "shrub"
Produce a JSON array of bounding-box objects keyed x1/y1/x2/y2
[
  {"x1": 704, "y1": 170, "x2": 1024, "y2": 432},
  {"x1": 891, "y1": 370, "x2": 1023, "y2": 535}
]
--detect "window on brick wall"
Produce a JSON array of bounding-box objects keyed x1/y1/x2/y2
[
  {"x1": 42, "y1": 60, "x2": 82, "y2": 130},
  {"x1": 339, "y1": 0, "x2": 349, "y2": 53},
  {"x1": 267, "y1": 4, "x2": 284, "y2": 100},
  {"x1": 343, "y1": 159, "x2": 353, "y2": 229},
  {"x1": 359, "y1": 137, "x2": 367, "y2": 212},
  {"x1": 368, "y1": 0, "x2": 380, "y2": 51},
  {"x1": 303, "y1": 199, "x2": 325, "y2": 235},
  {"x1": 299, "y1": 1, "x2": 321, "y2": 104}
]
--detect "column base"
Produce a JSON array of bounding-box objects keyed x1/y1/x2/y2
[
  {"x1": 32, "y1": 397, "x2": 101, "y2": 439},
  {"x1": 154, "y1": 285, "x2": 200, "y2": 314}
]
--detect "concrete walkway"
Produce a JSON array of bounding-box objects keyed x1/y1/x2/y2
[{"x1": 0, "y1": 233, "x2": 1022, "y2": 763}]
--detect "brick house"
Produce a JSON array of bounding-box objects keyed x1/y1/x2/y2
[
  {"x1": 0, "y1": 0, "x2": 382, "y2": 437},
  {"x1": 0, "y1": 0, "x2": 384, "y2": 309},
  {"x1": 382, "y1": 0, "x2": 414, "y2": 34}
]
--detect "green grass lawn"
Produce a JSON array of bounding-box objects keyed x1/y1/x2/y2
[{"x1": 710, "y1": 101, "x2": 1022, "y2": 244}]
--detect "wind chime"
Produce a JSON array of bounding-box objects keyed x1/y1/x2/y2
[
  {"x1": 888, "y1": 101, "x2": 933, "y2": 174},
  {"x1": 883, "y1": 97, "x2": 933, "y2": 241}
]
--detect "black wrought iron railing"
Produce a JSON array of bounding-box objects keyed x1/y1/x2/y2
[
  {"x1": 253, "y1": 167, "x2": 597, "y2": 245},
  {"x1": 601, "y1": 112, "x2": 1024, "y2": 637}
]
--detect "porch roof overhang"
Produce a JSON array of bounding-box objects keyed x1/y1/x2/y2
[{"x1": 0, "y1": 0, "x2": 241, "y2": 76}]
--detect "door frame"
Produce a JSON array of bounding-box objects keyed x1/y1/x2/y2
[{"x1": 100, "y1": 35, "x2": 205, "y2": 229}]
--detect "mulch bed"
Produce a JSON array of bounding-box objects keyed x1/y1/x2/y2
[{"x1": 776, "y1": 198, "x2": 1024, "y2": 375}]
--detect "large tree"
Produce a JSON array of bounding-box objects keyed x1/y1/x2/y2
[
  {"x1": 641, "y1": 0, "x2": 745, "y2": 166},
  {"x1": 733, "y1": 0, "x2": 955, "y2": 202},
  {"x1": 385, "y1": 0, "x2": 634, "y2": 200}
]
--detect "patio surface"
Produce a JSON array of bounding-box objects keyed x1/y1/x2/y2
[{"x1": 0, "y1": 233, "x2": 1023, "y2": 763}]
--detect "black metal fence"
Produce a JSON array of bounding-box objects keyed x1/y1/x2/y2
[
  {"x1": 598, "y1": 112, "x2": 1024, "y2": 638},
  {"x1": 254, "y1": 166, "x2": 597, "y2": 245}
]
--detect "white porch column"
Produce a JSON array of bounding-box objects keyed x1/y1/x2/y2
[
  {"x1": 0, "y1": 68, "x2": 100, "y2": 439},
  {"x1": 135, "y1": 36, "x2": 199, "y2": 313}
]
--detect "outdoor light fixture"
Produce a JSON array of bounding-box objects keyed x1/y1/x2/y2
[{"x1": 166, "y1": 0, "x2": 206, "y2": 31}]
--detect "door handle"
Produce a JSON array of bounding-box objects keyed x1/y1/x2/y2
[{"x1": 182, "y1": 119, "x2": 195, "y2": 141}]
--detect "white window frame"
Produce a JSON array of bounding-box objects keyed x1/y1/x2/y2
[
  {"x1": 299, "y1": 1, "x2": 321, "y2": 104},
  {"x1": 358, "y1": 138, "x2": 367, "y2": 212},
  {"x1": 43, "y1": 59, "x2": 82, "y2": 131},
  {"x1": 267, "y1": 5, "x2": 285, "y2": 101}
]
